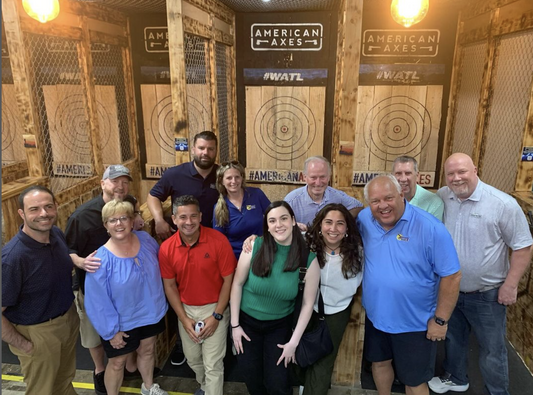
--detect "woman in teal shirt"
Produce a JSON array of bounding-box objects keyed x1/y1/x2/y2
[{"x1": 230, "y1": 201, "x2": 320, "y2": 395}]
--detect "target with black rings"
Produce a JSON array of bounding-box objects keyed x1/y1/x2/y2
[
  {"x1": 148, "y1": 94, "x2": 209, "y2": 155},
  {"x1": 51, "y1": 94, "x2": 113, "y2": 159},
  {"x1": 2, "y1": 98, "x2": 19, "y2": 153},
  {"x1": 253, "y1": 96, "x2": 317, "y2": 161},
  {"x1": 363, "y1": 96, "x2": 432, "y2": 161}
]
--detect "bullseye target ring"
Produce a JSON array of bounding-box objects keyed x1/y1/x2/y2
[
  {"x1": 148, "y1": 95, "x2": 209, "y2": 155},
  {"x1": 52, "y1": 94, "x2": 112, "y2": 158},
  {"x1": 253, "y1": 96, "x2": 316, "y2": 161},
  {"x1": 363, "y1": 96, "x2": 432, "y2": 160},
  {"x1": 2, "y1": 99, "x2": 18, "y2": 152}
]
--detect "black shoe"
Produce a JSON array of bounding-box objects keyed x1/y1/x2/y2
[
  {"x1": 170, "y1": 350, "x2": 187, "y2": 366},
  {"x1": 93, "y1": 370, "x2": 107, "y2": 395},
  {"x1": 124, "y1": 367, "x2": 162, "y2": 380}
]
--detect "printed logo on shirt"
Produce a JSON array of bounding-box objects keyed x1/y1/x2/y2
[
  {"x1": 470, "y1": 213, "x2": 482, "y2": 218},
  {"x1": 246, "y1": 205, "x2": 256, "y2": 211},
  {"x1": 204, "y1": 253, "x2": 210, "y2": 258},
  {"x1": 396, "y1": 233, "x2": 409, "y2": 242},
  {"x1": 210, "y1": 183, "x2": 216, "y2": 189}
]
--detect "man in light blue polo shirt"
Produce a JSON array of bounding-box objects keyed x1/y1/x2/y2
[
  {"x1": 357, "y1": 174, "x2": 461, "y2": 395},
  {"x1": 392, "y1": 156, "x2": 444, "y2": 221},
  {"x1": 285, "y1": 156, "x2": 363, "y2": 230},
  {"x1": 429, "y1": 153, "x2": 533, "y2": 395}
]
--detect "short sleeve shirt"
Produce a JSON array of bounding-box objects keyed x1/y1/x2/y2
[
  {"x1": 159, "y1": 226, "x2": 237, "y2": 306},
  {"x1": 357, "y1": 202, "x2": 460, "y2": 333},
  {"x1": 284, "y1": 186, "x2": 363, "y2": 227},
  {"x1": 149, "y1": 162, "x2": 219, "y2": 227},
  {"x1": 213, "y1": 187, "x2": 271, "y2": 258},
  {"x1": 437, "y1": 180, "x2": 533, "y2": 292},
  {"x1": 2, "y1": 226, "x2": 74, "y2": 325},
  {"x1": 410, "y1": 184, "x2": 444, "y2": 221}
]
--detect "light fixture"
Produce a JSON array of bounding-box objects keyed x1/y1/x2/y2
[
  {"x1": 391, "y1": 0, "x2": 429, "y2": 28},
  {"x1": 22, "y1": 0, "x2": 60, "y2": 24}
]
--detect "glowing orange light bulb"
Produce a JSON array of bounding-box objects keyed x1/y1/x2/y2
[
  {"x1": 391, "y1": 0, "x2": 429, "y2": 28},
  {"x1": 22, "y1": 0, "x2": 60, "y2": 24}
]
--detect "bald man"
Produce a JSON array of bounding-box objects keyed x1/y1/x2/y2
[
  {"x1": 357, "y1": 175, "x2": 461, "y2": 395},
  {"x1": 429, "y1": 153, "x2": 533, "y2": 395}
]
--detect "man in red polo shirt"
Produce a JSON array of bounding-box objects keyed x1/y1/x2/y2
[{"x1": 159, "y1": 195, "x2": 236, "y2": 395}]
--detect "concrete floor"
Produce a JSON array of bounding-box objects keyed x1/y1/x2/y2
[{"x1": 1, "y1": 363, "x2": 382, "y2": 395}]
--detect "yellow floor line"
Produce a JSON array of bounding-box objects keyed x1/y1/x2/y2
[{"x1": 2, "y1": 374, "x2": 189, "y2": 395}]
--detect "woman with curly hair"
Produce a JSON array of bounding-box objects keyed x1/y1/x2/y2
[
  {"x1": 213, "y1": 161, "x2": 270, "y2": 259},
  {"x1": 301, "y1": 203, "x2": 364, "y2": 395}
]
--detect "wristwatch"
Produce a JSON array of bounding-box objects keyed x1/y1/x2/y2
[
  {"x1": 434, "y1": 316, "x2": 447, "y2": 326},
  {"x1": 212, "y1": 312, "x2": 223, "y2": 321}
]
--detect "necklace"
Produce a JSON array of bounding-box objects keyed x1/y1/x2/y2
[{"x1": 323, "y1": 242, "x2": 341, "y2": 255}]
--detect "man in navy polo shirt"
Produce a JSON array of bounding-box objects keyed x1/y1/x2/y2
[
  {"x1": 147, "y1": 131, "x2": 219, "y2": 240},
  {"x1": 2, "y1": 185, "x2": 80, "y2": 395},
  {"x1": 357, "y1": 175, "x2": 461, "y2": 395}
]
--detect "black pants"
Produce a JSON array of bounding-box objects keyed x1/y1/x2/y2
[{"x1": 236, "y1": 311, "x2": 293, "y2": 395}]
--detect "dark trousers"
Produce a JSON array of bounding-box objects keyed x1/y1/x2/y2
[{"x1": 236, "y1": 311, "x2": 293, "y2": 395}]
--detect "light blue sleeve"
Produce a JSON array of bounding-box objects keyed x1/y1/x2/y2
[
  {"x1": 339, "y1": 189, "x2": 363, "y2": 210},
  {"x1": 431, "y1": 223, "x2": 460, "y2": 277},
  {"x1": 84, "y1": 249, "x2": 120, "y2": 341}
]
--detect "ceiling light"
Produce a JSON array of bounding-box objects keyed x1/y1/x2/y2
[
  {"x1": 390, "y1": 0, "x2": 429, "y2": 28},
  {"x1": 22, "y1": 0, "x2": 60, "y2": 24}
]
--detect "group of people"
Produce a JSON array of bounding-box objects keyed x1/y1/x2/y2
[{"x1": 2, "y1": 129, "x2": 531, "y2": 395}]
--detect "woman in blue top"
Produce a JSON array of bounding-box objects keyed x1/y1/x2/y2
[
  {"x1": 213, "y1": 161, "x2": 270, "y2": 259},
  {"x1": 85, "y1": 200, "x2": 168, "y2": 395}
]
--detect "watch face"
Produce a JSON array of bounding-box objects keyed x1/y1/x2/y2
[
  {"x1": 213, "y1": 312, "x2": 223, "y2": 321},
  {"x1": 435, "y1": 316, "x2": 446, "y2": 326}
]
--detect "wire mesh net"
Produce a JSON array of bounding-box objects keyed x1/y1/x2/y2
[
  {"x1": 451, "y1": 41, "x2": 487, "y2": 158},
  {"x1": 91, "y1": 43, "x2": 133, "y2": 165},
  {"x1": 216, "y1": 42, "x2": 232, "y2": 162},
  {"x1": 479, "y1": 30, "x2": 533, "y2": 192},
  {"x1": 24, "y1": 33, "x2": 93, "y2": 192},
  {"x1": 185, "y1": 33, "x2": 212, "y2": 147}
]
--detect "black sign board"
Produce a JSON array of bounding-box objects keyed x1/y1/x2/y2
[
  {"x1": 251, "y1": 23, "x2": 323, "y2": 51},
  {"x1": 144, "y1": 27, "x2": 169, "y2": 53}
]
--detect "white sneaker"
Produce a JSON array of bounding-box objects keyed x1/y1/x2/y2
[
  {"x1": 428, "y1": 374, "x2": 469, "y2": 393},
  {"x1": 299, "y1": 385, "x2": 304, "y2": 395},
  {"x1": 141, "y1": 383, "x2": 169, "y2": 395}
]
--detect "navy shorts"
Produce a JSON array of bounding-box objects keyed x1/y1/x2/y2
[
  {"x1": 364, "y1": 316, "x2": 436, "y2": 387},
  {"x1": 101, "y1": 317, "x2": 166, "y2": 358}
]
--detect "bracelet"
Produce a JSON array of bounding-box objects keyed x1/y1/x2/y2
[{"x1": 231, "y1": 324, "x2": 240, "y2": 329}]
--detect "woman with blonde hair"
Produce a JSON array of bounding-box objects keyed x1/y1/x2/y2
[
  {"x1": 213, "y1": 161, "x2": 270, "y2": 259},
  {"x1": 85, "y1": 200, "x2": 168, "y2": 395}
]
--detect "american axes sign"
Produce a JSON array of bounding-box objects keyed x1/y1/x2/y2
[
  {"x1": 251, "y1": 23, "x2": 323, "y2": 51},
  {"x1": 353, "y1": 171, "x2": 435, "y2": 187},
  {"x1": 363, "y1": 29, "x2": 440, "y2": 57}
]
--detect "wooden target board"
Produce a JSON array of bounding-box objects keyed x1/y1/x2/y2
[
  {"x1": 2, "y1": 85, "x2": 26, "y2": 164},
  {"x1": 352, "y1": 85, "x2": 442, "y2": 185},
  {"x1": 245, "y1": 86, "x2": 325, "y2": 177},
  {"x1": 140, "y1": 84, "x2": 212, "y2": 168},
  {"x1": 42, "y1": 85, "x2": 121, "y2": 174}
]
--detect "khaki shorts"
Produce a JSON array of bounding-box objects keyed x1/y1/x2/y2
[{"x1": 74, "y1": 290, "x2": 101, "y2": 349}]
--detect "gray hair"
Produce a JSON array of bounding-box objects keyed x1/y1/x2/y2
[
  {"x1": 303, "y1": 156, "x2": 331, "y2": 176},
  {"x1": 364, "y1": 174, "x2": 402, "y2": 202},
  {"x1": 392, "y1": 156, "x2": 419, "y2": 173}
]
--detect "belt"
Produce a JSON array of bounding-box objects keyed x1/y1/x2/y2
[
  {"x1": 42, "y1": 308, "x2": 70, "y2": 323},
  {"x1": 460, "y1": 286, "x2": 498, "y2": 294}
]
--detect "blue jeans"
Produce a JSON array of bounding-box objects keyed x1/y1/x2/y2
[
  {"x1": 443, "y1": 287, "x2": 509, "y2": 395},
  {"x1": 236, "y1": 311, "x2": 293, "y2": 395}
]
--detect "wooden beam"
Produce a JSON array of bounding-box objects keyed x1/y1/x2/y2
[
  {"x1": 185, "y1": 0, "x2": 233, "y2": 26},
  {"x1": 89, "y1": 30, "x2": 128, "y2": 47},
  {"x1": 475, "y1": 9, "x2": 499, "y2": 173},
  {"x1": 208, "y1": 19, "x2": 220, "y2": 142},
  {"x1": 213, "y1": 28, "x2": 233, "y2": 46},
  {"x1": 514, "y1": 81, "x2": 533, "y2": 191},
  {"x1": 79, "y1": 16, "x2": 104, "y2": 177},
  {"x1": 2, "y1": 0, "x2": 46, "y2": 177},
  {"x1": 167, "y1": 0, "x2": 191, "y2": 165},
  {"x1": 62, "y1": 0, "x2": 127, "y2": 27},
  {"x1": 183, "y1": 15, "x2": 212, "y2": 39},
  {"x1": 440, "y1": 14, "x2": 464, "y2": 186},
  {"x1": 332, "y1": 0, "x2": 363, "y2": 188},
  {"x1": 20, "y1": 18, "x2": 83, "y2": 40},
  {"x1": 123, "y1": 19, "x2": 141, "y2": 163},
  {"x1": 229, "y1": 43, "x2": 238, "y2": 159}
]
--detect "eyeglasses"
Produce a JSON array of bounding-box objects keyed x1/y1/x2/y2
[
  {"x1": 221, "y1": 160, "x2": 240, "y2": 166},
  {"x1": 107, "y1": 215, "x2": 130, "y2": 225}
]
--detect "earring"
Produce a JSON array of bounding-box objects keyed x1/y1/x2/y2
[
  {"x1": 318, "y1": 231, "x2": 322, "y2": 236},
  {"x1": 107, "y1": 230, "x2": 110, "y2": 235},
  {"x1": 345, "y1": 233, "x2": 348, "y2": 238}
]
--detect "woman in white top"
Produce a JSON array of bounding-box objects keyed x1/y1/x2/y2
[{"x1": 302, "y1": 203, "x2": 364, "y2": 395}]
